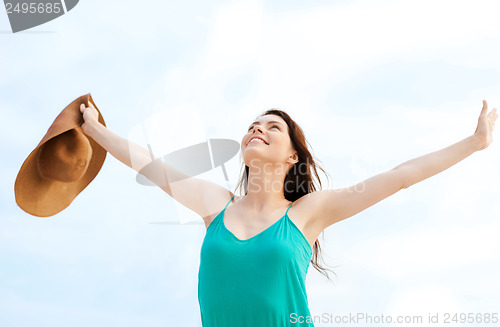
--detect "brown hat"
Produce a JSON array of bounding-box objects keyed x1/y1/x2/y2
[{"x1": 14, "y1": 93, "x2": 107, "y2": 217}]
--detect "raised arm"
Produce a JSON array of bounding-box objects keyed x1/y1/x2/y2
[
  {"x1": 397, "y1": 100, "x2": 497, "y2": 188},
  {"x1": 302, "y1": 100, "x2": 497, "y2": 232},
  {"x1": 79, "y1": 103, "x2": 152, "y2": 174},
  {"x1": 79, "y1": 102, "x2": 235, "y2": 223}
]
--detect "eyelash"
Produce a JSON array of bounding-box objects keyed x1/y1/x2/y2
[{"x1": 248, "y1": 124, "x2": 280, "y2": 131}]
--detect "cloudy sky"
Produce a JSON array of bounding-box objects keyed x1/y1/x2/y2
[{"x1": 1, "y1": 0, "x2": 500, "y2": 326}]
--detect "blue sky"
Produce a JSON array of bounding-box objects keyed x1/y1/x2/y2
[{"x1": 1, "y1": 0, "x2": 500, "y2": 326}]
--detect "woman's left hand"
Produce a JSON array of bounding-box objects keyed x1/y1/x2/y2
[{"x1": 473, "y1": 100, "x2": 498, "y2": 151}]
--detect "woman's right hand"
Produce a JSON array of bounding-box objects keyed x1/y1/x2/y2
[{"x1": 79, "y1": 102, "x2": 100, "y2": 135}]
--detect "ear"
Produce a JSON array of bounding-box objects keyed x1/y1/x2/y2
[{"x1": 289, "y1": 151, "x2": 299, "y2": 165}]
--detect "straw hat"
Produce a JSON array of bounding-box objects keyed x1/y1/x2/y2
[{"x1": 14, "y1": 93, "x2": 107, "y2": 217}]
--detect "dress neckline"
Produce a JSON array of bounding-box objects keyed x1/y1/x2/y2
[
  {"x1": 216, "y1": 196, "x2": 313, "y2": 254},
  {"x1": 221, "y1": 196, "x2": 293, "y2": 242},
  {"x1": 222, "y1": 208, "x2": 289, "y2": 242}
]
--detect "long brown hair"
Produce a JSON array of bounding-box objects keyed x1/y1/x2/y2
[{"x1": 233, "y1": 109, "x2": 336, "y2": 280}]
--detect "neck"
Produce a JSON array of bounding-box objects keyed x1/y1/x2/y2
[{"x1": 242, "y1": 164, "x2": 290, "y2": 211}]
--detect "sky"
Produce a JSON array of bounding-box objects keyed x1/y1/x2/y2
[{"x1": 1, "y1": 0, "x2": 500, "y2": 326}]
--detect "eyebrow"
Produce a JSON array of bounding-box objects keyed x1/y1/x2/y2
[{"x1": 248, "y1": 120, "x2": 285, "y2": 129}]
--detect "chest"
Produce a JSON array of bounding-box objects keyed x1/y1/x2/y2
[
  {"x1": 223, "y1": 205, "x2": 317, "y2": 252},
  {"x1": 201, "y1": 223, "x2": 312, "y2": 279}
]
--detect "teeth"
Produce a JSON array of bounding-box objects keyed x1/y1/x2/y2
[{"x1": 249, "y1": 138, "x2": 266, "y2": 144}]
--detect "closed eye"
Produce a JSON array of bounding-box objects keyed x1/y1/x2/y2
[{"x1": 248, "y1": 124, "x2": 280, "y2": 131}]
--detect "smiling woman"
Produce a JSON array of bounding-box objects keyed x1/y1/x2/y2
[
  {"x1": 78, "y1": 100, "x2": 497, "y2": 327},
  {"x1": 235, "y1": 109, "x2": 335, "y2": 278},
  {"x1": 197, "y1": 109, "x2": 339, "y2": 327}
]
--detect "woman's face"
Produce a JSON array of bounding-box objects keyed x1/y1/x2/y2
[{"x1": 241, "y1": 114, "x2": 295, "y2": 167}]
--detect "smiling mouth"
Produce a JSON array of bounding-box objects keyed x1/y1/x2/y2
[{"x1": 247, "y1": 138, "x2": 268, "y2": 145}]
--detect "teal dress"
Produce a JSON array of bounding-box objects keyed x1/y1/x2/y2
[{"x1": 198, "y1": 196, "x2": 314, "y2": 326}]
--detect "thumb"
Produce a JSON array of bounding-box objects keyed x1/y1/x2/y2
[{"x1": 481, "y1": 100, "x2": 488, "y2": 115}]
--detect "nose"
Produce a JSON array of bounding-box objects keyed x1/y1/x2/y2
[
  {"x1": 246, "y1": 125, "x2": 265, "y2": 146},
  {"x1": 253, "y1": 125, "x2": 264, "y2": 134}
]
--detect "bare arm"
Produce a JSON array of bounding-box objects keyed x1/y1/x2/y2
[
  {"x1": 82, "y1": 116, "x2": 152, "y2": 172},
  {"x1": 396, "y1": 99, "x2": 497, "y2": 188},
  {"x1": 395, "y1": 135, "x2": 482, "y2": 189},
  {"x1": 303, "y1": 100, "x2": 497, "y2": 232},
  {"x1": 79, "y1": 103, "x2": 173, "y2": 192},
  {"x1": 79, "y1": 102, "x2": 235, "y2": 222}
]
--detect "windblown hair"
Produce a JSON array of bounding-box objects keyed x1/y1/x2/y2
[{"x1": 233, "y1": 109, "x2": 337, "y2": 280}]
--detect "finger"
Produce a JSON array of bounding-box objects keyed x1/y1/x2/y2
[
  {"x1": 488, "y1": 108, "x2": 497, "y2": 119},
  {"x1": 80, "y1": 103, "x2": 85, "y2": 113},
  {"x1": 88, "y1": 101, "x2": 95, "y2": 109},
  {"x1": 481, "y1": 100, "x2": 488, "y2": 115}
]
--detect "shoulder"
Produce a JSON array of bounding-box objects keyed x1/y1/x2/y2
[
  {"x1": 202, "y1": 193, "x2": 240, "y2": 229},
  {"x1": 285, "y1": 193, "x2": 328, "y2": 249},
  {"x1": 290, "y1": 193, "x2": 317, "y2": 215},
  {"x1": 286, "y1": 194, "x2": 311, "y2": 222},
  {"x1": 288, "y1": 192, "x2": 325, "y2": 231}
]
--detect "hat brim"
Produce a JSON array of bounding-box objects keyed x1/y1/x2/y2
[{"x1": 14, "y1": 93, "x2": 107, "y2": 217}]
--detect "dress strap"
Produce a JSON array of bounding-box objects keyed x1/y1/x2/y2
[
  {"x1": 223, "y1": 195, "x2": 235, "y2": 211},
  {"x1": 285, "y1": 201, "x2": 293, "y2": 216}
]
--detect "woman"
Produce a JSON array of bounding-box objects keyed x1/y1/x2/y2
[{"x1": 79, "y1": 101, "x2": 497, "y2": 326}]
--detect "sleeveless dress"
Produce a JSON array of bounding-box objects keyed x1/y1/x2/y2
[{"x1": 198, "y1": 196, "x2": 315, "y2": 327}]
